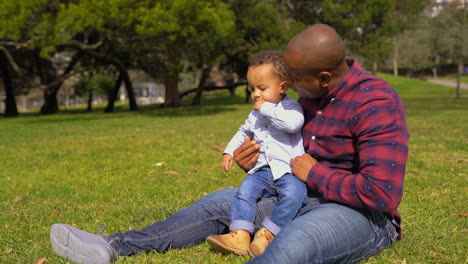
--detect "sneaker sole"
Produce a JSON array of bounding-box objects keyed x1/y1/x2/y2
[
  {"x1": 206, "y1": 236, "x2": 249, "y2": 256},
  {"x1": 50, "y1": 224, "x2": 113, "y2": 264}
]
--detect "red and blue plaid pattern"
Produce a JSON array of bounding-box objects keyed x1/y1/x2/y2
[{"x1": 299, "y1": 59, "x2": 409, "y2": 238}]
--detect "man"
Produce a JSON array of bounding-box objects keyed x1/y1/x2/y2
[{"x1": 50, "y1": 24, "x2": 409, "y2": 264}]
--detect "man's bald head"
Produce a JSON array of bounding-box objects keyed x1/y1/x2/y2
[{"x1": 284, "y1": 24, "x2": 346, "y2": 75}]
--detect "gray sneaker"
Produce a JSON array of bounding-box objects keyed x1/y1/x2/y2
[{"x1": 50, "y1": 224, "x2": 117, "y2": 264}]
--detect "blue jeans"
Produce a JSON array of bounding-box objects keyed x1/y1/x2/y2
[
  {"x1": 231, "y1": 167, "x2": 307, "y2": 235},
  {"x1": 107, "y1": 188, "x2": 399, "y2": 263}
]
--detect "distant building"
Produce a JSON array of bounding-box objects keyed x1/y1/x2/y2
[{"x1": 129, "y1": 82, "x2": 165, "y2": 105}]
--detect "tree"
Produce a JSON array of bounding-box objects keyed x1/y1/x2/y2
[
  {"x1": 0, "y1": 46, "x2": 19, "y2": 117},
  {"x1": 220, "y1": 0, "x2": 302, "y2": 84},
  {"x1": 387, "y1": 0, "x2": 430, "y2": 76},
  {"x1": 134, "y1": 0, "x2": 235, "y2": 107},
  {"x1": 282, "y1": 0, "x2": 428, "y2": 73},
  {"x1": 430, "y1": 1, "x2": 467, "y2": 99}
]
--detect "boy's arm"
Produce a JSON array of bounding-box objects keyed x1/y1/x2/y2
[
  {"x1": 259, "y1": 100, "x2": 304, "y2": 133},
  {"x1": 223, "y1": 112, "x2": 255, "y2": 157}
]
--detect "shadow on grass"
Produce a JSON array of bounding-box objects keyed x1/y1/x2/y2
[{"x1": 1, "y1": 93, "x2": 248, "y2": 123}]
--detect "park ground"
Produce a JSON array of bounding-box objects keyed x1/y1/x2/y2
[{"x1": 0, "y1": 73, "x2": 467, "y2": 263}]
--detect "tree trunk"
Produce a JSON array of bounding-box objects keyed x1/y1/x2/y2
[
  {"x1": 432, "y1": 55, "x2": 440, "y2": 79},
  {"x1": 40, "y1": 85, "x2": 60, "y2": 115},
  {"x1": 40, "y1": 53, "x2": 82, "y2": 115},
  {"x1": 191, "y1": 66, "x2": 211, "y2": 106},
  {"x1": 392, "y1": 38, "x2": 399, "y2": 76},
  {"x1": 121, "y1": 69, "x2": 138, "y2": 110},
  {"x1": 164, "y1": 73, "x2": 180, "y2": 107},
  {"x1": 372, "y1": 62, "x2": 378, "y2": 76},
  {"x1": 72, "y1": 48, "x2": 138, "y2": 111},
  {"x1": 104, "y1": 73, "x2": 123, "y2": 113},
  {"x1": 0, "y1": 52, "x2": 18, "y2": 117},
  {"x1": 87, "y1": 89, "x2": 93, "y2": 112},
  {"x1": 456, "y1": 62, "x2": 463, "y2": 99}
]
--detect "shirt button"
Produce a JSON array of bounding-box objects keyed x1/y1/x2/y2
[
  {"x1": 316, "y1": 110, "x2": 322, "y2": 115},
  {"x1": 330, "y1": 98, "x2": 335, "y2": 102},
  {"x1": 311, "y1": 136, "x2": 316, "y2": 140},
  {"x1": 264, "y1": 125, "x2": 268, "y2": 129},
  {"x1": 268, "y1": 158, "x2": 272, "y2": 162}
]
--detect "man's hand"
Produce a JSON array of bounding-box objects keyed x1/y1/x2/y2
[
  {"x1": 291, "y1": 154, "x2": 317, "y2": 182},
  {"x1": 222, "y1": 154, "x2": 234, "y2": 172},
  {"x1": 233, "y1": 136, "x2": 260, "y2": 171}
]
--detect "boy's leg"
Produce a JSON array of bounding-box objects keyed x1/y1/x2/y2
[
  {"x1": 262, "y1": 173, "x2": 307, "y2": 235},
  {"x1": 206, "y1": 168, "x2": 273, "y2": 255},
  {"x1": 247, "y1": 202, "x2": 399, "y2": 264},
  {"x1": 230, "y1": 168, "x2": 273, "y2": 233}
]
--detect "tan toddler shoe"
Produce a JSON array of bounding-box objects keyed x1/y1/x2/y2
[
  {"x1": 249, "y1": 227, "x2": 275, "y2": 256},
  {"x1": 206, "y1": 230, "x2": 251, "y2": 256}
]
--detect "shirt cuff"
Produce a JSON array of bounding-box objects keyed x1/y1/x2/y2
[{"x1": 259, "y1": 102, "x2": 276, "y2": 116}]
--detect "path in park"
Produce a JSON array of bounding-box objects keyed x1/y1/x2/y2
[{"x1": 427, "y1": 79, "x2": 468, "y2": 89}]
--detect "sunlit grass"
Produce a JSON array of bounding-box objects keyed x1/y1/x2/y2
[{"x1": 0, "y1": 75, "x2": 466, "y2": 263}]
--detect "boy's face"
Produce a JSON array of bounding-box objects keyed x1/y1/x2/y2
[{"x1": 247, "y1": 63, "x2": 287, "y2": 105}]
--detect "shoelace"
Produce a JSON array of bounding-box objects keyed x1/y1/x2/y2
[{"x1": 96, "y1": 223, "x2": 108, "y2": 235}]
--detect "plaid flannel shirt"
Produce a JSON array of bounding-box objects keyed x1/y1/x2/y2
[{"x1": 299, "y1": 59, "x2": 409, "y2": 238}]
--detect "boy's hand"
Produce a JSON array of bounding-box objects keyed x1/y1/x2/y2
[
  {"x1": 222, "y1": 154, "x2": 234, "y2": 172},
  {"x1": 291, "y1": 154, "x2": 317, "y2": 182},
  {"x1": 233, "y1": 136, "x2": 260, "y2": 171},
  {"x1": 253, "y1": 99, "x2": 265, "y2": 111}
]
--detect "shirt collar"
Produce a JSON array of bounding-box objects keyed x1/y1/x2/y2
[{"x1": 325, "y1": 59, "x2": 359, "y2": 99}]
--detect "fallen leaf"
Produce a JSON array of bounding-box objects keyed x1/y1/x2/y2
[
  {"x1": 53, "y1": 210, "x2": 61, "y2": 217},
  {"x1": 457, "y1": 212, "x2": 468, "y2": 217},
  {"x1": 154, "y1": 162, "x2": 164, "y2": 166},
  {"x1": 455, "y1": 158, "x2": 468, "y2": 163},
  {"x1": 209, "y1": 133, "x2": 215, "y2": 137},
  {"x1": 212, "y1": 144, "x2": 225, "y2": 152},
  {"x1": 5, "y1": 248, "x2": 13, "y2": 254},
  {"x1": 14, "y1": 196, "x2": 21, "y2": 202},
  {"x1": 36, "y1": 257, "x2": 47, "y2": 264},
  {"x1": 162, "y1": 171, "x2": 180, "y2": 175}
]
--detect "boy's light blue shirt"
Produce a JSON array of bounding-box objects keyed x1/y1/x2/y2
[{"x1": 224, "y1": 95, "x2": 305, "y2": 179}]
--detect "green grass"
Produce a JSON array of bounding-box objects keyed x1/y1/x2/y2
[
  {"x1": 1, "y1": 75, "x2": 467, "y2": 263},
  {"x1": 439, "y1": 73, "x2": 468, "y2": 84}
]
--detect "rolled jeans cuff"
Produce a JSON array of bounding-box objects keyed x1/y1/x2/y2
[
  {"x1": 230, "y1": 220, "x2": 254, "y2": 234},
  {"x1": 262, "y1": 216, "x2": 281, "y2": 236}
]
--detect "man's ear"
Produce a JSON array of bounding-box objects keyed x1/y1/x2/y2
[
  {"x1": 280, "y1": 81, "x2": 288, "y2": 93},
  {"x1": 318, "y1": 72, "x2": 332, "y2": 87}
]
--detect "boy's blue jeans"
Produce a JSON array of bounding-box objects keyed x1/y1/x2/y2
[
  {"x1": 230, "y1": 167, "x2": 307, "y2": 235},
  {"x1": 107, "y1": 188, "x2": 399, "y2": 263}
]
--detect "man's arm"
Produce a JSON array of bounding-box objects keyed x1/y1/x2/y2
[{"x1": 293, "y1": 98, "x2": 409, "y2": 214}]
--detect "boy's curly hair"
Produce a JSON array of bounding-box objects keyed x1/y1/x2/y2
[{"x1": 249, "y1": 51, "x2": 287, "y2": 81}]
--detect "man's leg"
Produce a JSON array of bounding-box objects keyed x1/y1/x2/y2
[
  {"x1": 107, "y1": 187, "x2": 236, "y2": 256},
  {"x1": 247, "y1": 202, "x2": 399, "y2": 264}
]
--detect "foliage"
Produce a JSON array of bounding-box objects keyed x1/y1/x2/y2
[
  {"x1": 282, "y1": 0, "x2": 429, "y2": 71},
  {"x1": 74, "y1": 73, "x2": 114, "y2": 99},
  {"x1": 221, "y1": 0, "x2": 304, "y2": 79},
  {"x1": 0, "y1": 76, "x2": 467, "y2": 263}
]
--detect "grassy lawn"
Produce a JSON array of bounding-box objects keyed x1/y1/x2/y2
[
  {"x1": 1, "y1": 74, "x2": 467, "y2": 263},
  {"x1": 439, "y1": 73, "x2": 468, "y2": 84}
]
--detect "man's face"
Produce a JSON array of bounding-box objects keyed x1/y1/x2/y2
[{"x1": 285, "y1": 52, "x2": 327, "y2": 98}]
